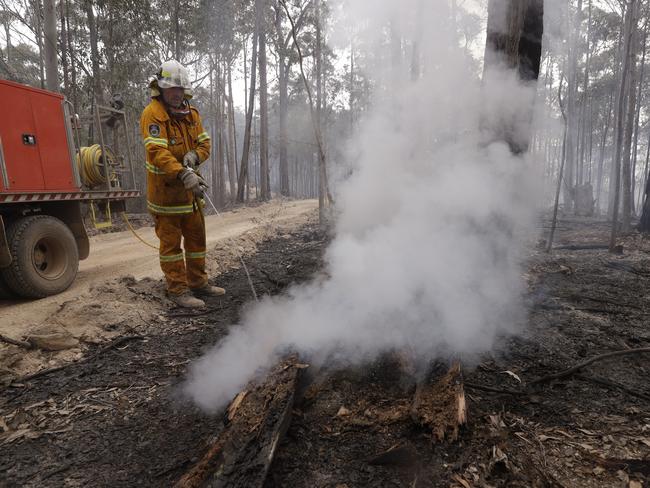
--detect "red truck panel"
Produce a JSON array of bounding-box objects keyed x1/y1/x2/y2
[{"x1": 0, "y1": 79, "x2": 79, "y2": 193}]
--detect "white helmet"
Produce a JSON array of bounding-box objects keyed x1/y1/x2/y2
[{"x1": 149, "y1": 60, "x2": 193, "y2": 98}]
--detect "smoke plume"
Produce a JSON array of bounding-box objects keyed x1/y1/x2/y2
[{"x1": 183, "y1": 0, "x2": 541, "y2": 411}]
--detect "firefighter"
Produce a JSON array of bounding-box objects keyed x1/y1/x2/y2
[{"x1": 140, "y1": 59, "x2": 225, "y2": 308}]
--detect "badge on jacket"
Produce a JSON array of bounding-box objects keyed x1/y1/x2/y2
[{"x1": 149, "y1": 124, "x2": 161, "y2": 137}]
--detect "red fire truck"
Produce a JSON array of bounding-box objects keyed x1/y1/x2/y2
[{"x1": 0, "y1": 79, "x2": 140, "y2": 298}]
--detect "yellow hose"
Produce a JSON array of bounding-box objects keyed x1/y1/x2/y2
[
  {"x1": 120, "y1": 212, "x2": 159, "y2": 250},
  {"x1": 76, "y1": 145, "x2": 118, "y2": 188}
]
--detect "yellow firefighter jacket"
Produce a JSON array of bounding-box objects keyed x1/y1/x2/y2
[{"x1": 140, "y1": 98, "x2": 211, "y2": 215}]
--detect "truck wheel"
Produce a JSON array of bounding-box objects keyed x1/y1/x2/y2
[
  {"x1": 0, "y1": 274, "x2": 15, "y2": 299},
  {"x1": 1, "y1": 215, "x2": 79, "y2": 298}
]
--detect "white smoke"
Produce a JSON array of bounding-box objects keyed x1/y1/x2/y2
[{"x1": 183, "y1": 0, "x2": 542, "y2": 411}]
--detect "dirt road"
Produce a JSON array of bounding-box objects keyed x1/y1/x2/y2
[{"x1": 0, "y1": 199, "x2": 317, "y2": 345}]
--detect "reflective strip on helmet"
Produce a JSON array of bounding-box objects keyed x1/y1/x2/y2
[
  {"x1": 144, "y1": 136, "x2": 169, "y2": 148},
  {"x1": 197, "y1": 132, "x2": 210, "y2": 143},
  {"x1": 145, "y1": 162, "x2": 166, "y2": 175},
  {"x1": 185, "y1": 251, "x2": 206, "y2": 260},
  {"x1": 159, "y1": 252, "x2": 184, "y2": 263},
  {"x1": 147, "y1": 201, "x2": 195, "y2": 214}
]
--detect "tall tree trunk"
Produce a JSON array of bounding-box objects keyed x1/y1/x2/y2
[
  {"x1": 640, "y1": 128, "x2": 650, "y2": 212},
  {"x1": 349, "y1": 39, "x2": 355, "y2": 130},
  {"x1": 610, "y1": 0, "x2": 637, "y2": 248},
  {"x1": 216, "y1": 61, "x2": 227, "y2": 208},
  {"x1": 227, "y1": 63, "x2": 238, "y2": 201},
  {"x1": 484, "y1": 0, "x2": 544, "y2": 153},
  {"x1": 66, "y1": 2, "x2": 78, "y2": 110},
  {"x1": 173, "y1": 0, "x2": 181, "y2": 60},
  {"x1": 3, "y1": 16, "x2": 11, "y2": 64},
  {"x1": 276, "y1": 4, "x2": 290, "y2": 196},
  {"x1": 622, "y1": 45, "x2": 639, "y2": 232},
  {"x1": 258, "y1": 0, "x2": 270, "y2": 201},
  {"x1": 43, "y1": 0, "x2": 57, "y2": 91},
  {"x1": 638, "y1": 129, "x2": 650, "y2": 231},
  {"x1": 596, "y1": 92, "x2": 614, "y2": 213},
  {"x1": 631, "y1": 30, "x2": 647, "y2": 215},
  {"x1": 608, "y1": 15, "x2": 627, "y2": 217},
  {"x1": 60, "y1": 0, "x2": 70, "y2": 92},
  {"x1": 564, "y1": 0, "x2": 583, "y2": 212},
  {"x1": 35, "y1": 0, "x2": 45, "y2": 88},
  {"x1": 316, "y1": 0, "x2": 326, "y2": 222},
  {"x1": 210, "y1": 58, "x2": 218, "y2": 203},
  {"x1": 218, "y1": 86, "x2": 226, "y2": 207},
  {"x1": 85, "y1": 0, "x2": 102, "y2": 103},
  {"x1": 237, "y1": 32, "x2": 258, "y2": 203},
  {"x1": 578, "y1": 0, "x2": 592, "y2": 185}
]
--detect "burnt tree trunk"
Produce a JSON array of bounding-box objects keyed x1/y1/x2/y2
[
  {"x1": 237, "y1": 32, "x2": 258, "y2": 203},
  {"x1": 610, "y1": 1, "x2": 638, "y2": 247},
  {"x1": 484, "y1": 0, "x2": 544, "y2": 154}
]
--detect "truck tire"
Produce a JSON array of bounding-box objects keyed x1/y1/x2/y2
[
  {"x1": 0, "y1": 274, "x2": 15, "y2": 299},
  {"x1": 1, "y1": 215, "x2": 79, "y2": 298}
]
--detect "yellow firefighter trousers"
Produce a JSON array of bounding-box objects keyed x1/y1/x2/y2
[{"x1": 154, "y1": 210, "x2": 208, "y2": 295}]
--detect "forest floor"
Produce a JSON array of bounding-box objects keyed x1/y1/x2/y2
[{"x1": 1, "y1": 211, "x2": 649, "y2": 487}]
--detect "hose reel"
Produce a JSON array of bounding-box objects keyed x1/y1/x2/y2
[{"x1": 76, "y1": 144, "x2": 120, "y2": 189}]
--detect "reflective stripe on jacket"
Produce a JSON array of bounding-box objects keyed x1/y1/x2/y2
[{"x1": 140, "y1": 98, "x2": 211, "y2": 215}]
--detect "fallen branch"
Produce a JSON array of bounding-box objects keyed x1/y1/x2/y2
[
  {"x1": 563, "y1": 293, "x2": 642, "y2": 310},
  {"x1": 166, "y1": 308, "x2": 219, "y2": 319},
  {"x1": 259, "y1": 268, "x2": 289, "y2": 288},
  {"x1": 574, "y1": 374, "x2": 650, "y2": 403},
  {"x1": 15, "y1": 335, "x2": 144, "y2": 383},
  {"x1": 464, "y1": 382, "x2": 523, "y2": 396},
  {"x1": 368, "y1": 444, "x2": 418, "y2": 467},
  {"x1": 604, "y1": 261, "x2": 650, "y2": 277},
  {"x1": 595, "y1": 457, "x2": 650, "y2": 476},
  {"x1": 529, "y1": 347, "x2": 650, "y2": 386},
  {"x1": 0, "y1": 333, "x2": 32, "y2": 350},
  {"x1": 92, "y1": 335, "x2": 143, "y2": 358},
  {"x1": 553, "y1": 244, "x2": 609, "y2": 251}
]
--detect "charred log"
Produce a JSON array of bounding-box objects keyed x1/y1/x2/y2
[
  {"x1": 411, "y1": 361, "x2": 467, "y2": 442},
  {"x1": 175, "y1": 357, "x2": 304, "y2": 488}
]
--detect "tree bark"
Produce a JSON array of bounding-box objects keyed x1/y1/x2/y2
[
  {"x1": 610, "y1": 0, "x2": 637, "y2": 249},
  {"x1": 631, "y1": 29, "x2": 647, "y2": 215},
  {"x1": 238, "y1": 32, "x2": 258, "y2": 203},
  {"x1": 596, "y1": 91, "x2": 614, "y2": 214},
  {"x1": 173, "y1": 0, "x2": 181, "y2": 60},
  {"x1": 621, "y1": 26, "x2": 640, "y2": 232},
  {"x1": 60, "y1": 0, "x2": 70, "y2": 92},
  {"x1": 42, "y1": 0, "x2": 57, "y2": 91},
  {"x1": 216, "y1": 62, "x2": 226, "y2": 208},
  {"x1": 3, "y1": 14, "x2": 11, "y2": 64},
  {"x1": 85, "y1": 0, "x2": 102, "y2": 103},
  {"x1": 257, "y1": 0, "x2": 270, "y2": 201},
  {"x1": 484, "y1": 0, "x2": 544, "y2": 153},
  {"x1": 66, "y1": 3, "x2": 79, "y2": 110},
  {"x1": 316, "y1": 0, "x2": 326, "y2": 223},
  {"x1": 276, "y1": 4, "x2": 290, "y2": 196},
  {"x1": 35, "y1": 0, "x2": 45, "y2": 88},
  {"x1": 227, "y1": 63, "x2": 238, "y2": 202}
]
